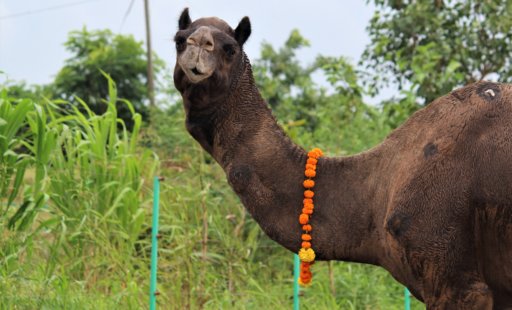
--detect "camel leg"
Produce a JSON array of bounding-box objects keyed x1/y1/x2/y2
[
  {"x1": 386, "y1": 169, "x2": 499, "y2": 309},
  {"x1": 424, "y1": 280, "x2": 492, "y2": 310},
  {"x1": 388, "y1": 225, "x2": 494, "y2": 308},
  {"x1": 402, "y1": 228, "x2": 494, "y2": 310}
]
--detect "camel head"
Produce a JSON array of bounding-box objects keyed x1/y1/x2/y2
[{"x1": 173, "y1": 8, "x2": 251, "y2": 92}]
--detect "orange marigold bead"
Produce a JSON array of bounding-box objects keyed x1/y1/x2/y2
[
  {"x1": 300, "y1": 276, "x2": 310, "y2": 284},
  {"x1": 300, "y1": 269, "x2": 312, "y2": 276},
  {"x1": 305, "y1": 163, "x2": 316, "y2": 171},
  {"x1": 308, "y1": 149, "x2": 322, "y2": 159},
  {"x1": 303, "y1": 179, "x2": 315, "y2": 188},
  {"x1": 299, "y1": 213, "x2": 309, "y2": 225},
  {"x1": 301, "y1": 276, "x2": 312, "y2": 283},
  {"x1": 302, "y1": 208, "x2": 313, "y2": 215},
  {"x1": 298, "y1": 277, "x2": 312, "y2": 286},
  {"x1": 307, "y1": 151, "x2": 318, "y2": 159},
  {"x1": 302, "y1": 241, "x2": 311, "y2": 248},
  {"x1": 302, "y1": 234, "x2": 312, "y2": 241},
  {"x1": 311, "y1": 148, "x2": 323, "y2": 157},
  {"x1": 305, "y1": 169, "x2": 316, "y2": 178},
  {"x1": 302, "y1": 224, "x2": 312, "y2": 232},
  {"x1": 303, "y1": 202, "x2": 314, "y2": 209},
  {"x1": 304, "y1": 190, "x2": 314, "y2": 198},
  {"x1": 307, "y1": 158, "x2": 318, "y2": 165},
  {"x1": 303, "y1": 198, "x2": 313, "y2": 205}
]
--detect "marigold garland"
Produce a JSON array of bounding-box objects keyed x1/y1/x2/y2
[{"x1": 298, "y1": 147, "x2": 323, "y2": 286}]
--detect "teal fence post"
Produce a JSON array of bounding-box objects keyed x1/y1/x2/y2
[
  {"x1": 293, "y1": 254, "x2": 300, "y2": 310},
  {"x1": 149, "y1": 176, "x2": 161, "y2": 310},
  {"x1": 404, "y1": 287, "x2": 411, "y2": 310}
]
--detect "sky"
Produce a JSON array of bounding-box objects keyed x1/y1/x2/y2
[{"x1": 0, "y1": 0, "x2": 376, "y2": 89}]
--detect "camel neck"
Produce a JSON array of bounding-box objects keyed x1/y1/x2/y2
[
  {"x1": 201, "y1": 73, "x2": 309, "y2": 252},
  {"x1": 185, "y1": 64, "x2": 389, "y2": 266}
]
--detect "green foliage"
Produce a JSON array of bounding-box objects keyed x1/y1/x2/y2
[
  {"x1": 1, "y1": 76, "x2": 159, "y2": 308},
  {"x1": 363, "y1": 0, "x2": 512, "y2": 103},
  {"x1": 253, "y1": 29, "x2": 320, "y2": 131},
  {"x1": 253, "y1": 31, "x2": 397, "y2": 155},
  {"x1": 0, "y1": 80, "x2": 53, "y2": 102},
  {"x1": 53, "y1": 27, "x2": 164, "y2": 128},
  {"x1": 0, "y1": 90, "x2": 32, "y2": 215}
]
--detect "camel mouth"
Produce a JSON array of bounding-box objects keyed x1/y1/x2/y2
[{"x1": 183, "y1": 65, "x2": 212, "y2": 83}]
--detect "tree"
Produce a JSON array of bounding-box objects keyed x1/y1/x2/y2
[
  {"x1": 363, "y1": 0, "x2": 512, "y2": 104},
  {"x1": 1, "y1": 80, "x2": 52, "y2": 102},
  {"x1": 253, "y1": 30, "x2": 320, "y2": 126},
  {"x1": 252, "y1": 30, "x2": 393, "y2": 154},
  {"x1": 53, "y1": 27, "x2": 164, "y2": 127}
]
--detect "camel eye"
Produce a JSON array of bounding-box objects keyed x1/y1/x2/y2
[
  {"x1": 223, "y1": 44, "x2": 236, "y2": 57},
  {"x1": 175, "y1": 36, "x2": 186, "y2": 52}
]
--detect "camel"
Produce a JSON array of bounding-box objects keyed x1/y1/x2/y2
[{"x1": 173, "y1": 8, "x2": 512, "y2": 309}]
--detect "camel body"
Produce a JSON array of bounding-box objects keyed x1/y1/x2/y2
[{"x1": 173, "y1": 9, "x2": 512, "y2": 309}]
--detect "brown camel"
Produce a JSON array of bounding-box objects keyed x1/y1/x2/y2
[{"x1": 173, "y1": 8, "x2": 512, "y2": 309}]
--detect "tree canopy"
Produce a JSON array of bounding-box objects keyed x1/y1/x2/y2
[
  {"x1": 52, "y1": 27, "x2": 164, "y2": 127},
  {"x1": 363, "y1": 0, "x2": 512, "y2": 103}
]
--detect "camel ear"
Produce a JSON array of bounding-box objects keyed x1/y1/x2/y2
[
  {"x1": 234, "y1": 16, "x2": 251, "y2": 46},
  {"x1": 179, "y1": 8, "x2": 192, "y2": 30}
]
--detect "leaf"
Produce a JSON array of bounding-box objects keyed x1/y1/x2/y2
[
  {"x1": 8, "y1": 200, "x2": 32, "y2": 230},
  {"x1": 6, "y1": 159, "x2": 29, "y2": 209}
]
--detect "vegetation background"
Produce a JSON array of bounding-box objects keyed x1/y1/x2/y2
[{"x1": 1, "y1": 1, "x2": 510, "y2": 309}]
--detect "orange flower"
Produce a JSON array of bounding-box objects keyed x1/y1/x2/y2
[
  {"x1": 298, "y1": 277, "x2": 312, "y2": 286},
  {"x1": 305, "y1": 163, "x2": 316, "y2": 171},
  {"x1": 302, "y1": 208, "x2": 313, "y2": 215},
  {"x1": 308, "y1": 149, "x2": 323, "y2": 159},
  {"x1": 307, "y1": 151, "x2": 318, "y2": 159},
  {"x1": 301, "y1": 276, "x2": 312, "y2": 283},
  {"x1": 304, "y1": 190, "x2": 314, "y2": 198},
  {"x1": 300, "y1": 275, "x2": 312, "y2": 284},
  {"x1": 303, "y1": 202, "x2": 314, "y2": 209},
  {"x1": 298, "y1": 148, "x2": 323, "y2": 287},
  {"x1": 302, "y1": 234, "x2": 312, "y2": 241},
  {"x1": 300, "y1": 264, "x2": 311, "y2": 273},
  {"x1": 303, "y1": 179, "x2": 315, "y2": 188},
  {"x1": 300, "y1": 265, "x2": 312, "y2": 283},
  {"x1": 311, "y1": 148, "x2": 323, "y2": 157},
  {"x1": 300, "y1": 274, "x2": 313, "y2": 285},
  {"x1": 299, "y1": 213, "x2": 309, "y2": 225},
  {"x1": 305, "y1": 169, "x2": 316, "y2": 178}
]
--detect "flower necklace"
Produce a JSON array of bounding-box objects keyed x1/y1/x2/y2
[{"x1": 298, "y1": 148, "x2": 323, "y2": 286}]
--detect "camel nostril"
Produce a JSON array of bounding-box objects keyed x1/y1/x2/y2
[
  {"x1": 204, "y1": 39, "x2": 214, "y2": 51},
  {"x1": 191, "y1": 67, "x2": 201, "y2": 75}
]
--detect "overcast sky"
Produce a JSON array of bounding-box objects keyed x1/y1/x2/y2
[{"x1": 0, "y1": 0, "x2": 376, "y2": 88}]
